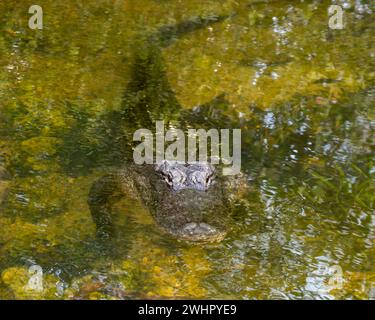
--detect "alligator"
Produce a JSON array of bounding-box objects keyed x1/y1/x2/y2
[{"x1": 88, "y1": 14, "x2": 244, "y2": 243}]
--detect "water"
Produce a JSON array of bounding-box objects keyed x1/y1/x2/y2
[{"x1": 0, "y1": 0, "x2": 374, "y2": 299}]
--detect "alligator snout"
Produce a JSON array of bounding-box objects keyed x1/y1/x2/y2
[{"x1": 178, "y1": 222, "x2": 226, "y2": 242}]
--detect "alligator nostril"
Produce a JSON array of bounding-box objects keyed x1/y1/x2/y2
[{"x1": 182, "y1": 222, "x2": 198, "y2": 234}]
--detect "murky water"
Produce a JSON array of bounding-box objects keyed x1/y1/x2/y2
[{"x1": 0, "y1": 0, "x2": 374, "y2": 299}]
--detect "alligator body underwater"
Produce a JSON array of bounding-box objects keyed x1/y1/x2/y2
[{"x1": 88, "y1": 15, "x2": 243, "y2": 243}]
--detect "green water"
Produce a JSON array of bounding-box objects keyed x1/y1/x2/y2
[{"x1": 0, "y1": 0, "x2": 374, "y2": 299}]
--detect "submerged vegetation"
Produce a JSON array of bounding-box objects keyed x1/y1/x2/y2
[{"x1": 0, "y1": 0, "x2": 374, "y2": 299}]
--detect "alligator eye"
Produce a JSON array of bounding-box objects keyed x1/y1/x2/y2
[
  {"x1": 164, "y1": 174, "x2": 173, "y2": 185},
  {"x1": 206, "y1": 172, "x2": 214, "y2": 185}
]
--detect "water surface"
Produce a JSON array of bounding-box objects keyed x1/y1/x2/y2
[{"x1": 0, "y1": 0, "x2": 374, "y2": 299}]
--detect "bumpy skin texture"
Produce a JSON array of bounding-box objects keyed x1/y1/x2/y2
[{"x1": 89, "y1": 161, "x2": 230, "y2": 242}]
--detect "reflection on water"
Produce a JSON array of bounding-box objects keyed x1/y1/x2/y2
[{"x1": 0, "y1": 0, "x2": 374, "y2": 299}]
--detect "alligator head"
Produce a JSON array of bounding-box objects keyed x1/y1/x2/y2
[{"x1": 125, "y1": 160, "x2": 230, "y2": 243}]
